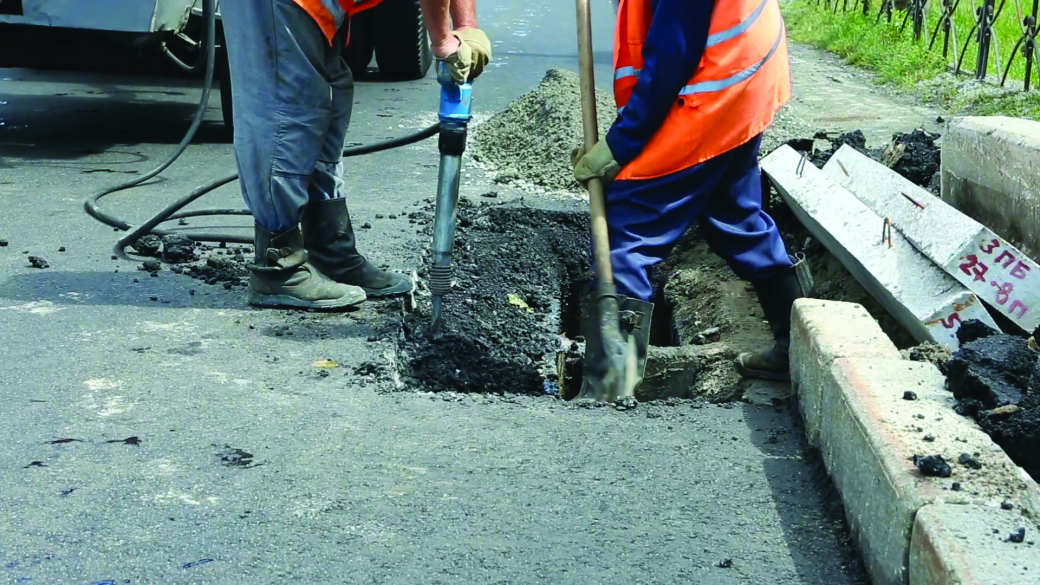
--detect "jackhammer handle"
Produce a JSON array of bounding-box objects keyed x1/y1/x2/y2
[{"x1": 575, "y1": 0, "x2": 614, "y2": 284}]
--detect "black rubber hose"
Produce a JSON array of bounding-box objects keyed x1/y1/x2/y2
[{"x1": 84, "y1": 0, "x2": 439, "y2": 259}]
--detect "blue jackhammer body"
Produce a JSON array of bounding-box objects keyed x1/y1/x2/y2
[{"x1": 429, "y1": 62, "x2": 473, "y2": 329}]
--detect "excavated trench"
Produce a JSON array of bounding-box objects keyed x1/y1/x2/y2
[{"x1": 397, "y1": 200, "x2": 687, "y2": 400}]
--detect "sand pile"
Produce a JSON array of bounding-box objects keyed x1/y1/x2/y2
[{"x1": 474, "y1": 68, "x2": 618, "y2": 191}]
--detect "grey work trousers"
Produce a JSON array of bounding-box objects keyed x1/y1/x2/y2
[{"x1": 221, "y1": 0, "x2": 352, "y2": 233}]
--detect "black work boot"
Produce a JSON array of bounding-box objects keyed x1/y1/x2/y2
[
  {"x1": 735, "y1": 262, "x2": 806, "y2": 382},
  {"x1": 247, "y1": 225, "x2": 366, "y2": 309},
  {"x1": 301, "y1": 198, "x2": 412, "y2": 297}
]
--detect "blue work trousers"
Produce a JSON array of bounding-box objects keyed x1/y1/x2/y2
[
  {"x1": 603, "y1": 134, "x2": 792, "y2": 301},
  {"x1": 221, "y1": 0, "x2": 351, "y2": 233}
]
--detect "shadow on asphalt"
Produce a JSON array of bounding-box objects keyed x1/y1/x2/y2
[
  {"x1": 0, "y1": 94, "x2": 229, "y2": 164},
  {"x1": 0, "y1": 270, "x2": 241, "y2": 309},
  {"x1": 741, "y1": 401, "x2": 871, "y2": 584}
]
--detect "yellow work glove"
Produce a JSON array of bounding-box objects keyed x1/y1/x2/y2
[
  {"x1": 438, "y1": 38, "x2": 474, "y2": 84},
  {"x1": 572, "y1": 140, "x2": 621, "y2": 187},
  {"x1": 453, "y1": 28, "x2": 492, "y2": 81}
]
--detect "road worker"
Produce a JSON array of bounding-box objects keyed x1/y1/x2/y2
[
  {"x1": 572, "y1": 0, "x2": 806, "y2": 382},
  {"x1": 220, "y1": 0, "x2": 491, "y2": 309}
]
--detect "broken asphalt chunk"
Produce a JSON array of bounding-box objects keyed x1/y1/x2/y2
[{"x1": 912, "y1": 454, "x2": 952, "y2": 477}]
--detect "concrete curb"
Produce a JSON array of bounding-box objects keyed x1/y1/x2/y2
[{"x1": 790, "y1": 299, "x2": 1040, "y2": 584}]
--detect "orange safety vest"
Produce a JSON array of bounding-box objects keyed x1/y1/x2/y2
[
  {"x1": 293, "y1": 0, "x2": 384, "y2": 45},
  {"x1": 613, "y1": 0, "x2": 791, "y2": 181}
]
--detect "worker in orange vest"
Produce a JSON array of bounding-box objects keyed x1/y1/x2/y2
[
  {"x1": 220, "y1": 0, "x2": 491, "y2": 310},
  {"x1": 572, "y1": 0, "x2": 807, "y2": 382}
]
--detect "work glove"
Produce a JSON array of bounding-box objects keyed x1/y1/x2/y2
[
  {"x1": 437, "y1": 38, "x2": 475, "y2": 85},
  {"x1": 572, "y1": 140, "x2": 621, "y2": 187},
  {"x1": 453, "y1": 28, "x2": 492, "y2": 81}
]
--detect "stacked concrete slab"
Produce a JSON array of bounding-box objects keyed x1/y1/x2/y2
[
  {"x1": 942, "y1": 116, "x2": 1040, "y2": 259},
  {"x1": 791, "y1": 298, "x2": 1040, "y2": 585},
  {"x1": 761, "y1": 146, "x2": 998, "y2": 349},
  {"x1": 823, "y1": 145, "x2": 1040, "y2": 333}
]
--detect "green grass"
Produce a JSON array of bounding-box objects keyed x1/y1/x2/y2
[{"x1": 784, "y1": 0, "x2": 1040, "y2": 118}]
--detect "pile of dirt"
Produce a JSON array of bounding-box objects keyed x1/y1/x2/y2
[
  {"x1": 942, "y1": 321, "x2": 1040, "y2": 480},
  {"x1": 473, "y1": 68, "x2": 617, "y2": 190},
  {"x1": 796, "y1": 130, "x2": 871, "y2": 168},
  {"x1": 401, "y1": 201, "x2": 592, "y2": 395},
  {"x1": 880, "y1": 129, "x2": 941, "y2": 188},
  {"x1": 789, "y1": 128, "x2": 941, "y2": 190},
  {"x1": 129, "y1": 234, "x2": 253, "y2": 289}
]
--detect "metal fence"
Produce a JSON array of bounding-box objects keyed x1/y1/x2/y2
[{"x1": 817, "y1": 0, "x2": 1040, "y2": 89}]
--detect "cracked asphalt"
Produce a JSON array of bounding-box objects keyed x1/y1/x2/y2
[{"x1": 0, "y1": 1, "x2": 868, "y2": 583}]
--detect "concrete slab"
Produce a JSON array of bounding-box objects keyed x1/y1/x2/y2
[
  {"x1": 824, "y1": 145, "x2": 1040, "y2": 333},
  {"x1": 790, "y1": 299, "x2": 901, "y2": 446},
  {"x1": 910, "y1": 504, "x2": 1039, "y2": 585},
  {"x1": 761, "y1": 146, "x2": 998, "y2": 349},
  {"x1": 942, "y1": 116, "x2": 1040, "y2": 260}
]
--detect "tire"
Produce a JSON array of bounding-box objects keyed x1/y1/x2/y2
[
  {"x1": 372, "y1": 0, "x2": 433, "y2": 80},
  {"x1": 343, "y1": 9, "x2": 376, "y2": 78}
]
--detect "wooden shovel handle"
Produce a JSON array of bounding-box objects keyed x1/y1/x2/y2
[{"x1": 575, "y1": 0, "x2": 614, "y2": 285}]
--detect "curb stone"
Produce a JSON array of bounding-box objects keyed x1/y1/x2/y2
[
  {"x1": 790, "y1": 299, "x2": 1040, "y2": 585},
  {"x1": 910, "y1": 503, "x2": 1038, "y2": 584},
  {"x1": 790, "y1": 298, "x2": 900, "y2": 447}
]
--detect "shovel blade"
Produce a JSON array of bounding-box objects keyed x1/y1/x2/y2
[{"x1": 576, "y1": 296, "x2": 642, "y2": 402}]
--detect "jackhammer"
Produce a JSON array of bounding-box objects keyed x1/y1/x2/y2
[{"x1": 428, "y1": 61, "x2": 473, "y2": 330}]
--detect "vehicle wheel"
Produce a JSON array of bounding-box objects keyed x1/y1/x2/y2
[
  {"x1": 372, "y1": 0, "x2": 433, "y2": 80},
  {"x1": 343, "y1": 9, "x2": 376, "y2": 78},
  {"x1": 216, "y1": 45, "x2": 234, "y2": 142}
]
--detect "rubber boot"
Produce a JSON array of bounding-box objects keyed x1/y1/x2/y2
[
  {"x1": 301, "y1": 198, "x2": 412, "y2": 297},
  {"x1": 579, "y1": 294, "x2": 654, "y2": 399},
  {"x1": 735, "y1": 263, "x2": 806, "y2": 382},
  {"x1": 619, "y1": 296, "x2": 653, "y2": 390},
  {"x1": 247, "y1": 224, "x2": 366, "y2": 309}
]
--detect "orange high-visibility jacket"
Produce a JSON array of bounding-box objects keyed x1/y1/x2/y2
[
  {"x1": 612, "y1": 0, "x2": 791, "y2": 181},
  {"x1": 293, "y1": 0, "x2": 384, "y2": 44}
]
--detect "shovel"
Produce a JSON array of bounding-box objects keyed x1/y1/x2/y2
[{"x1": 574, "y1": 0, "x2": 639, "y2": 402}]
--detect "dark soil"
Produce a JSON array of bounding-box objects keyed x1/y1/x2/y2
[
  {"x1": 161, "y1": 235, "x2": 197, "y2": 263},
  {"x1": 788, "y1": 128, "x2": 941, "y2": 191},
  {"x1": 131, "y1": 234, "x2": 162, "y2": 257},
  {"x1": 912, "y1": 454, "x2": 953, "y2": 477},
  {"x1": 401, "y1": 201, "x2": 591, "y2": 396},
  {"x1": 944, "y1": 330, "x2": 1040, "y2": 480},
  {"x1": 882, "y1": 129, "x2": 941, "y2": 189}
]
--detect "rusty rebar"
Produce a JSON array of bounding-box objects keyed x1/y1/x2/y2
[
  {"x1": 901, "y1": 191, "x2": 927, "y2": 209},
  {"x1": 837, "y1": 159, "x2": 850, "y2": 176}
]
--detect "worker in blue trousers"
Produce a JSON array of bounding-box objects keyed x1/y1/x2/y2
[
  {"x1": 573, "y1": 0, "x2": 807, "y2": 382},
  {"x1": 221, "y1": 0, "x2": 491, "y2": 310}
]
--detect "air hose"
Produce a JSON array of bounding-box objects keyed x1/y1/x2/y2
[{"x1": 83, "y1": 0, "x2": 440, "y2": 259}]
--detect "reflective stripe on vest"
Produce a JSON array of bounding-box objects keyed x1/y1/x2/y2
[
  {"x1": 678, "y1": 23, "x2": 784, "y2": 96},
  {"x1": 610, "y1": 0, "x2": 792, "y2": 180},
  {"x1": 613, "y1": 0, "x2": 771, "y2": 87}
]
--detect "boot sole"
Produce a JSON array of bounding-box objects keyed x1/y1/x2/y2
[
  {"x1": 247, "y1": 290, "x2": 366, "y2": 310},
  {"x1": 734, "y1": 355, "x2": 791, "y2": 382}
]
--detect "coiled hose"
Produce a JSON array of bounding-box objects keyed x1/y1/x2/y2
[{"x1": 84, "y1": 0, "x2": 440, "y2": 259}]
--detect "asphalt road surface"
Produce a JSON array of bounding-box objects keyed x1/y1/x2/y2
[{"x1": 0, "y1": 2, "x2": 868, "y2": 583}]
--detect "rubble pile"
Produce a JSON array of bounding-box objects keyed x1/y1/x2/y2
[{"x1": 942, "y1": 320, "x2": 1040, "y2": 480}]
